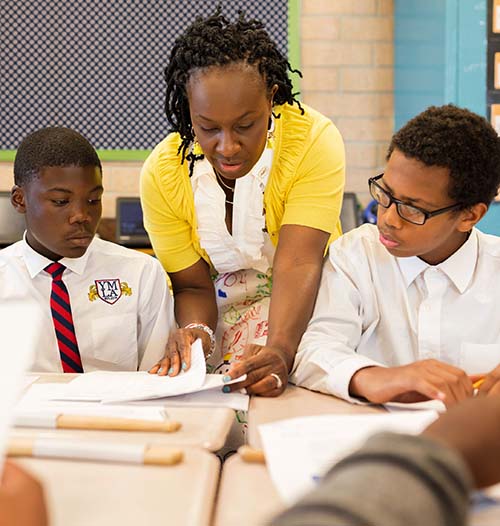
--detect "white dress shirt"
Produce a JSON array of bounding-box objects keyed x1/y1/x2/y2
[
  {"x1": 0, "y1": 237, "x2": 175, "y2": 372},
  {"x1": 291, "y1": 224, "x2": 500, "y2": 402},
  {"x1": 191, "y1": 146, "x2": 275, "y2": 273}
]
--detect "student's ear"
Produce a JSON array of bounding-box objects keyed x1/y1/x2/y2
[
  {"x1": 457, "y1": 202, "x2": 488, "y2": 232},
  {"x1": 11, "y1": 185, "x2": 26, "y2": 214}
]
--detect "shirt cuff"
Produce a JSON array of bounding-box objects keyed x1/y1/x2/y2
[{"x1": 323, "y1": 355, "x2": 386, "y2": 404}]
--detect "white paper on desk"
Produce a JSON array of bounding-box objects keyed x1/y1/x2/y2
[
  {"x1": 51, "y1": 339, "x2": 246, "y2": 403},
  {"x1": 384, "y1": 399, "x2": 446, "y2": 413},
  {"x1": 21, "y1": 376, "x2": 39, "y2": 391},
  {"x1": 129, "y1": 385, "x2": 249, "y2": 412},
  {"x1": 259, "y1": 411, "x2": 439, "y2": 504},
  {"x1": 0, "y1": 303, "x2": 41, "y2": 475},
  {"x1": 14, "y1": 384, "x2": 167, "y2": 427}
]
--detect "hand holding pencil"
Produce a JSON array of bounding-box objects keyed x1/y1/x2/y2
[{"x1": 471, "y1": 364, "x2": 500, "y2": 397}]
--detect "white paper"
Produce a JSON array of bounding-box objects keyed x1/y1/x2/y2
[
  {"x1": 384, "y1": 399, "x2": 446, "y2": 413},
  {"x1": 15, "y1": 384, "x2": 167, "y2": 425},
  {"x1": 129, "y1": 385, "x2": 249, "y2": 411},
  {"x1": 0, "y1": 302, "x2": 41, "y2": 475},
  {"x1": 50, "y1": 340, "x2": 246, "y2": 403},
  {"x1": 259, "y1": 411, "x2": 439, "y2": 504},
  {"x1": 21, "y1": 376, "x2": 39, "y2": 391}
]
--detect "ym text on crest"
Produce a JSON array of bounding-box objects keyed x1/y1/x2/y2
[
  {"x1": 95, "y1": 279, "x2": 121, "y2": 304},
  {"x1": 88, "y1": 280, "x2": 133, "y2": 304}
]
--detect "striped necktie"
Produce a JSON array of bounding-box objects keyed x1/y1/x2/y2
[{"x1": 44, "y1": 262, "x2": 84, "y2": 373}]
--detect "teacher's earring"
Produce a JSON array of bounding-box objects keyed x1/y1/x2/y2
[
  {"x1": 266, "y1": 116, "x2": 275, "y2": 148},
  {"x1": 190, "y1": 133, "x2": 203, "y2": 157}
]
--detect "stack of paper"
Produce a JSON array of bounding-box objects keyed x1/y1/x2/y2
[
  {"x1": 48, "y1": 339, "x2": 246, "y2": 403},
  {"x1": 13, "y1": 340, "x2": 249, "y2": 427},
  {"x1": 259, "y1": 411, "x2": 439, "y2": 504}
]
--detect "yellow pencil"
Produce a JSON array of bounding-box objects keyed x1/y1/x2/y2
[{"x1": 472, "y1": 378, "x2": 485, "y2": 389}]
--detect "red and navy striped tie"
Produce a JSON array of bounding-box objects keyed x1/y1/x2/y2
[{"x1": 44, "y1": 262, "x2": 84, "y2": 373}]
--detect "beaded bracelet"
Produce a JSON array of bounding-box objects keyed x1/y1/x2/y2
[{"x1": 184, "y1": 322, "x2": 216, "y2": 360}]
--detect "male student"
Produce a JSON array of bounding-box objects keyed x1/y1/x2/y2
[
  {"x1": 0, "y1": 127, "x2": 175, "y2": 372},
  {"x1": 291, "y1": 105, "x2": 500, "y2": 406}
]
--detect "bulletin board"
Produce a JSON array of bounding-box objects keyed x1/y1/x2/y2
[{"x1": 0, "y1": 0, "x2": 299, "y2": 161}]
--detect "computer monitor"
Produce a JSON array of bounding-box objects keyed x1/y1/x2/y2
[
  {"x1": 0, "y1": 192, "x2": 25, "y2": 245},
  {"x1": 340, "y1": 192, "x2": 362, "y2": 233},
  {"x1": 115, "y1": 197, "x2": 151, "y2": 247}
]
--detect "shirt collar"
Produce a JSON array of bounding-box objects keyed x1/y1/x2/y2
[
  {"x1": 21, "y1": 233, "x2": 95, "y2": 278},
  {"x1": 396, "y1": 229, "x2": 478, "y2": 293}
]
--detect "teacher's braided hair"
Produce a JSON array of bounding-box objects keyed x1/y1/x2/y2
[{"x1": 164, "y1": 9, "x2": 303, "y2": 175}]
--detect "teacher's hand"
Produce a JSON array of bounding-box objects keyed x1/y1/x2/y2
[
  {"x1": 148, "y1": 328, "x2": 211, "y2": 377},
  {"x1": 223, "y1": 344, "x2": 292, "y2": 397}
]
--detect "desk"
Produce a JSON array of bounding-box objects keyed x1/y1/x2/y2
[
  {"x1": 19, "y1": 374, "x2": 234, "y2": 452},
  {"x1": 17, "y1": 448, "x2": 219, "y2": 526},
  {"x1": 247, "y1": 384, "x2": 381, "y2": 448},
  {"x1": 213, "y1": 455, "x2": 284, "y2": 526}
]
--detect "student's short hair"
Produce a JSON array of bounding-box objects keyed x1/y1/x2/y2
[
  {"x1": 14, "y1": 127, "x2": 102, "y2": 186},
  {"x1": 387, "y1": 104, "x2": 500, "y2": 207}
]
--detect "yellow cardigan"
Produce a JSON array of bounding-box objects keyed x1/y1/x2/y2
[{"x1": 140, "y1": 103, "x2": 345, "y2": 273}]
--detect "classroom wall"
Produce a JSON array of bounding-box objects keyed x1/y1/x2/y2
[
  {"x1": 0, "y1": 0, "x2": 395, "y2": 216},
  {"x1": 300, "y1": 0, "x2": 394, "y2": 205}
]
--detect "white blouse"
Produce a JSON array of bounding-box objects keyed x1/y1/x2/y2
[{"x1": 191, "y1": 147, "x2": 275, "y2": 274}]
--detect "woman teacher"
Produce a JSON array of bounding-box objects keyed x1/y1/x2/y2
[{"x1": 141, "y1": 11, "x2": 345, "y2": 397}]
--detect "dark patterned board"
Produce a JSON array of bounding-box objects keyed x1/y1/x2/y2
[{"x1": 0, "y1": 0, "x2": 288, "y2": 151}]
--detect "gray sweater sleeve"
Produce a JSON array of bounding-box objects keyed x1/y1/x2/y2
[{"x1": 270, "y1": 432, "x2": 473, "y2": 526}]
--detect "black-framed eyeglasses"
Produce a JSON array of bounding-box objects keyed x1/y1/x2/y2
[{"x1": 368, "y1": 174, "x2": 463, "y2": 226}]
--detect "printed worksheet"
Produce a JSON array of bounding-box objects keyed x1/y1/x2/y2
[
  {"x1": 50, "y1": 339, "x2": 245, "y2": 403},
  {"x1": 259, "y1": 411, "x2": 439, "y2": 504}
]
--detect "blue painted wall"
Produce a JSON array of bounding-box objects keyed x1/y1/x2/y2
[
  {"x1": 395, "y1": 0, "x2": 486, "y2": 130},
  {"x1": 395, "y1": 0, "x2": 499, "y2": 236}
]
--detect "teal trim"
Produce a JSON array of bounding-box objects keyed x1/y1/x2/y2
[{"x1": 288, "y1": 0, "x2": 301, "y2": 98}]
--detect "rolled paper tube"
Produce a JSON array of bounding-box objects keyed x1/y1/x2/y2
[{"x1": 7, "y1": 437, "x2": 183, "y2": 466}]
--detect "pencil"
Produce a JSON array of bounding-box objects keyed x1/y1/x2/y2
[{"x1": 472, "y1": 378, "x2": 485, "y2": 390}]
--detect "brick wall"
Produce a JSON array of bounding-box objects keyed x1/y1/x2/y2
[
  {"x1": 301, "y1": 0, "x2": 394, "y2": 204},
  {"x1": 0, "y1": 0, "x2": 395, "y2": 216},
  {"x1": 0, "y1": 161, "x2": 142, "y2": 218}
]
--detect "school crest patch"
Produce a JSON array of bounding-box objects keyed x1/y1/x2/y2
[{"x1": 88, "y1": 279, "x2": 133, "y2": 304}]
